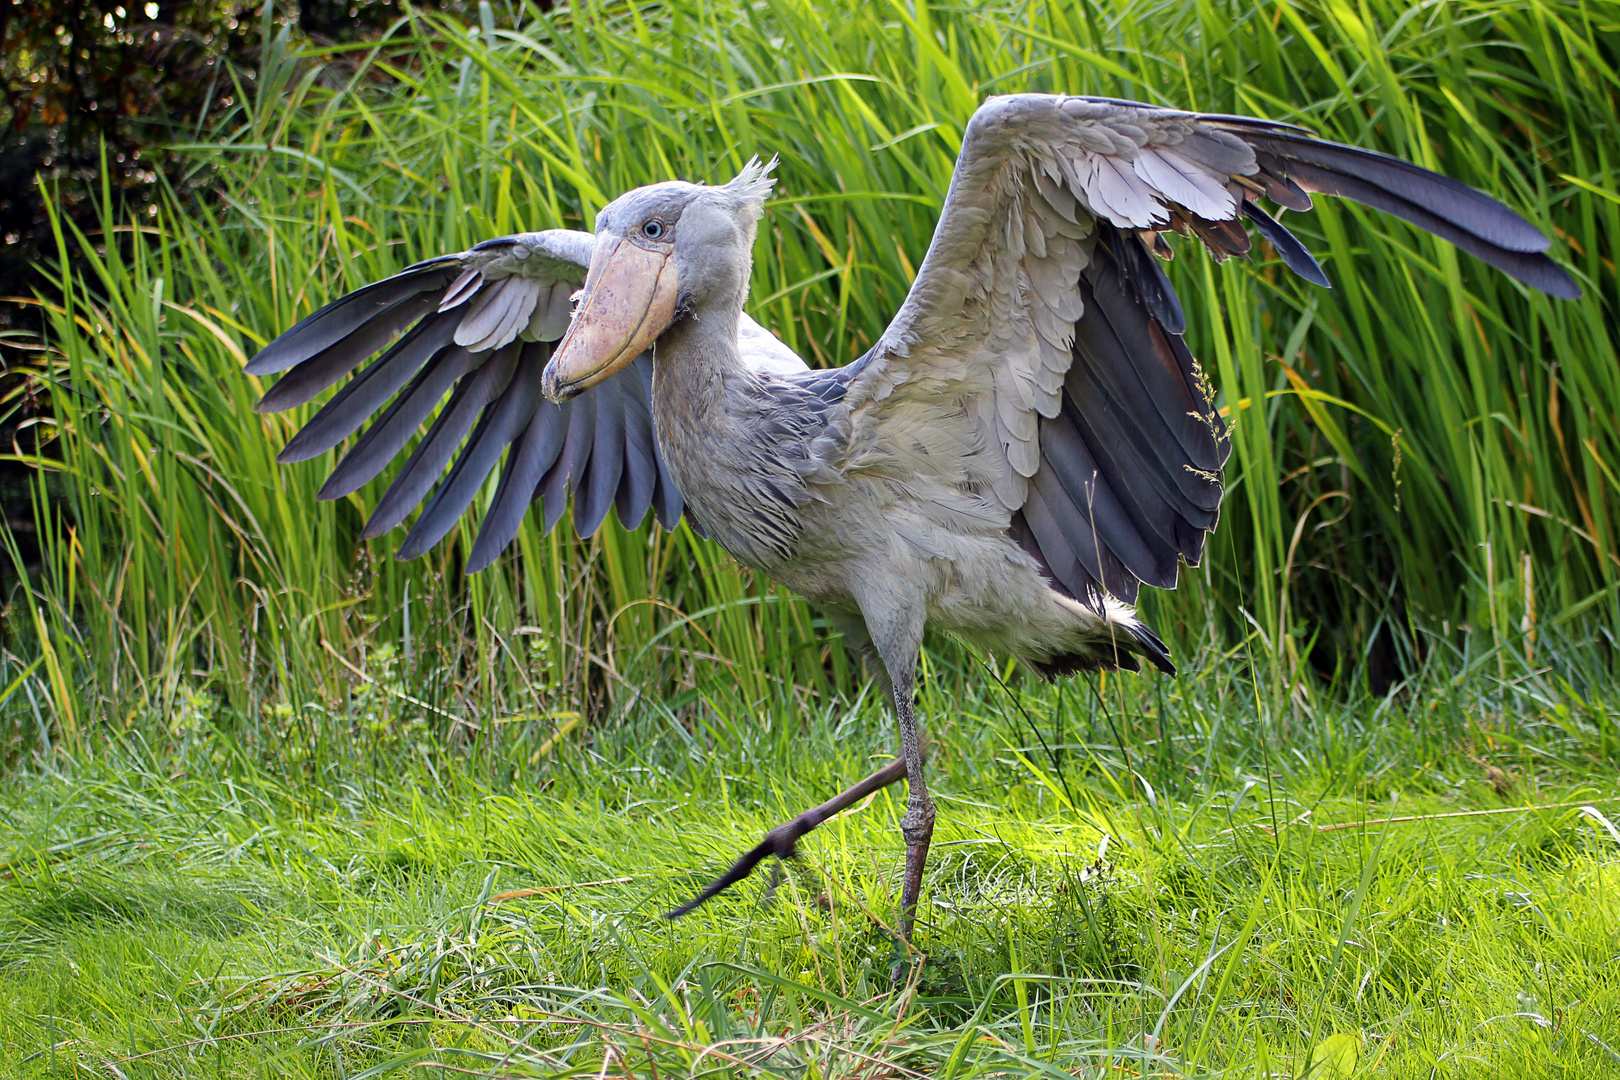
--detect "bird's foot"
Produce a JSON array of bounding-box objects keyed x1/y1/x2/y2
[
  {"x1": 897, "y1": 803, "x2": 935, "y2": 935},
  {"x1": 664, "y1": 813, "x2": 816, "y2": 919},
  {"x1": 890, "y1": 800, "x2": 935, "y2": 984},
  {"x1": 664, "y1": 757, "x2": 907, "y2": 920}
]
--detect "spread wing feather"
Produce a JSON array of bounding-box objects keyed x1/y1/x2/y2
[
  {"x1": 278, "y1": 314, "x2": 461, "y2": 462},
  {"x1": 1241, "y1": 202, "x2": 1330, "y2": 287},
  {"x1": 541, "y1": 394, "x2": 596, "y2": 535},
  {"x1": 318, "y1": 345, "x2": 481, "y2": 500},
  {"x1": 253, "y1": 290, "x2": 444, "y2": 414},
  {"x1": 246, "y1": 229, "x2": 688, "y2": 570},
  {"x1": 845, "y1": 93, "x2": 1577, "y2": 623},
  {"x1": 247, "y1": 265, "x2": 458, "y2": 377},
  {"x1": 1255, "y1": 155, "x2": 1580, "y2": 297},
  {"x1": 469, "y1": 363, "x2": 575, "y2": 571},
  {"x1": 577, "y1": 375, "x2": 627, "y2": 539},
  {"x1": 616, "y1": 365, "x2": 660, "y2": 529},
  {"x1": 397, "y1": 345, "x2": 546, "y2": 560}
]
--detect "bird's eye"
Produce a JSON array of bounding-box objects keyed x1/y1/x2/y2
[{"x1": 642, "y1": 220, "x2": 665, "y2": 240}]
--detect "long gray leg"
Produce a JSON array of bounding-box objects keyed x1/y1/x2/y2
[
  {"x1": 665, "y1": 756, "x2": 907, "y2": 918},
  {"x1": 850, "y1": 589, "x2": 933, "y2": 956},
  {"x1": 665, "y1": 608, "x2": 910, "y2": 918},
  {"x1": 890, "y1": 669, "x2": 933, "y2": 946}
]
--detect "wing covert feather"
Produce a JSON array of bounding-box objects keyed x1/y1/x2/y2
[{"x1": 247, "y1": 229, "x2": 684, "y2": 569}]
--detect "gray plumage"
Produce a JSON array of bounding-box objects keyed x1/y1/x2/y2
[{"x1": 246, "y1": 94, "x2": 1578, "y2": 949}]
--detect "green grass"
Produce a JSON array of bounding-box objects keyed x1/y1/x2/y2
[{"x1": 3, "y1": 632, "x2": 1618, "y2": 1077}]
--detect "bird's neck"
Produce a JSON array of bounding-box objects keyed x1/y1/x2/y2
[
  {"x1": 649, "y1": 299, "x2": 751, "y2": 432},
  {"x1": 648, "y1": 298, "x2": 808, "y2": 569}
]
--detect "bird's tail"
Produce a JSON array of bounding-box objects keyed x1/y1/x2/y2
[{"x1": 1032, "y1": 594, "x2": 1176, "y2": 678}]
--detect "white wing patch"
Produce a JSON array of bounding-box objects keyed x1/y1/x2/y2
[
  {"x1": 428, "y1": 232, "x2": 593, "y2": 353},
  {"x1": 527, "y1": 283, "x2": 575, "y2": 343},
  {"x1": 1075, "y1": 151, "x2": 1167, "y2": 229},
  {"x1": 455, "y1": 275, "x2": 543, "y2": 351},
  {"x1": 1132, "y1": 147, "x2": 1236, "y2": 221}
]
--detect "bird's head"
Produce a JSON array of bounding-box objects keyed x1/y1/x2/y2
[{"x1": 542, "y1": 157, "x2": 776, "y2": 403}]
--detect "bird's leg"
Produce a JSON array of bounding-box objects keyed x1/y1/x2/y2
[
  {"x1": 893, "y1": 672, "x2": 934, "y2": 953},
  {"x1": 664, "y1": 755, "x2": 907, "y2": 918},
  {"x1": 846, "y1": 595, "x2": 932, "y2": 981}
]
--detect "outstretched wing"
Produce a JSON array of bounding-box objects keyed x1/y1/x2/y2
[
  {"x1": 247, "y1": 229, "x2": 684, "y2": 572},
  {"x1": 844, "y1": 93, "x2": 1577, "y2": 607}
]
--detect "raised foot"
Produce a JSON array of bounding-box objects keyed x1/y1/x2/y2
[
  {"x1": 663, "y1": 813, "x2": 816, "y2": 919},
  {"x1": 664, "y1": 756, "x2": 907, "y2": 919}
]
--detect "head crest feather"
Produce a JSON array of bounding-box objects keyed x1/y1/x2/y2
[{"x1": 724, "y1": 155, "x2": 778, "y2": 216}]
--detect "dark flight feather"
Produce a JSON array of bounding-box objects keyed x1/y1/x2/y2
[
  {"x1": 540, "y1": 390, "x2": 596, "y2": 535},
  {"x1": 278, "y1": 315, "x2": 460, "y2": 462},
  {"x1": 319, "y1": 346, "x2": 482, "y2": 500},
  {"x1": 467, "y1": 373, "x2": 572, "y2": 571},
  {"x1": 1029, "y1": 462, "x2": 1142, "y2": 601},
  {"x1": 246, "y1": 261, "x2": 458, "y2": 377},
  {"x1": 1241, "y1": 134, "x2": 1551, "y2": 252},
  {"x1": 1111, "y1": 228, "x2": 1186, "y2": 334},
  {"x1": 256, "y1": 290, "x2": 440, "y2": 414},
  {"x1": 575, "y1": 375, "x2": 626, "y2": 538},
  {"x1": 1069, "y1": 288, "x2": 1224, "y2": 501},
  {"x1": 362, "y1": 343, "x2": 520, "y2": 539},
  {"x1": 1020, "y1": 483, "x2": 1102, "y2": 603},
  {"x1": 398, "y1": 349, "x2": 547, "y2": 560},
  {"x1": 642, "y1": 359, "x2": 686, "y2": 531},
  {"x1": 1250, "y1": 150, "x2": 1580, "y2": 297},
  {"x1": 616, "y1": 358, "x2": 660, "y2": 530},
  {"x1": 1037, "y1": 405, "x2": 1179, "y2": 588},
  {"x1": 1242, "y1": 201, "x2": 1331, "y2": 287}
]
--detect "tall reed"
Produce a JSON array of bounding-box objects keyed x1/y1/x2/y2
[{"x1": 13, "y1": 0, "x2": 1616, "y2": 743}]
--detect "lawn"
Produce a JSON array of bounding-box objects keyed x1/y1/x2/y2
[{"x1": 4, "y1": 640, "x2": 1619, "y2": 1077}]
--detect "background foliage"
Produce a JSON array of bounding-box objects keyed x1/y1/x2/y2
[{"x1": 0, "y1": 0, "x2": 485, "y2": 323}]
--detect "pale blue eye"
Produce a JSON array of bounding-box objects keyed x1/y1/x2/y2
[{"x1": 643, "y1": 220, "x2": 665, "y2": 239}]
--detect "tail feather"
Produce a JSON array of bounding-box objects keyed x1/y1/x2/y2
[
  {"x1": 1124, "y1": 619, "x2": 1175, "y2": 675},
  {"x1": 1032, "y1": 592, "x2": 1177, "y2": 679}
]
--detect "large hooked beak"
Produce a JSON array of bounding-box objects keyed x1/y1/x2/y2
[{"x1": 542, "y1": 234, "x2": 679, "y2": 402}]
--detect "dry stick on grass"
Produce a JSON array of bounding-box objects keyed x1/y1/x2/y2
[{"x1": 487, "y1": 877, "x2": 637, "y2": 904}]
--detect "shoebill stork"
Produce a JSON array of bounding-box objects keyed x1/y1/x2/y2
[{"x1": 247, "y1": 94, "x2": 1578, "y2": 944}]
